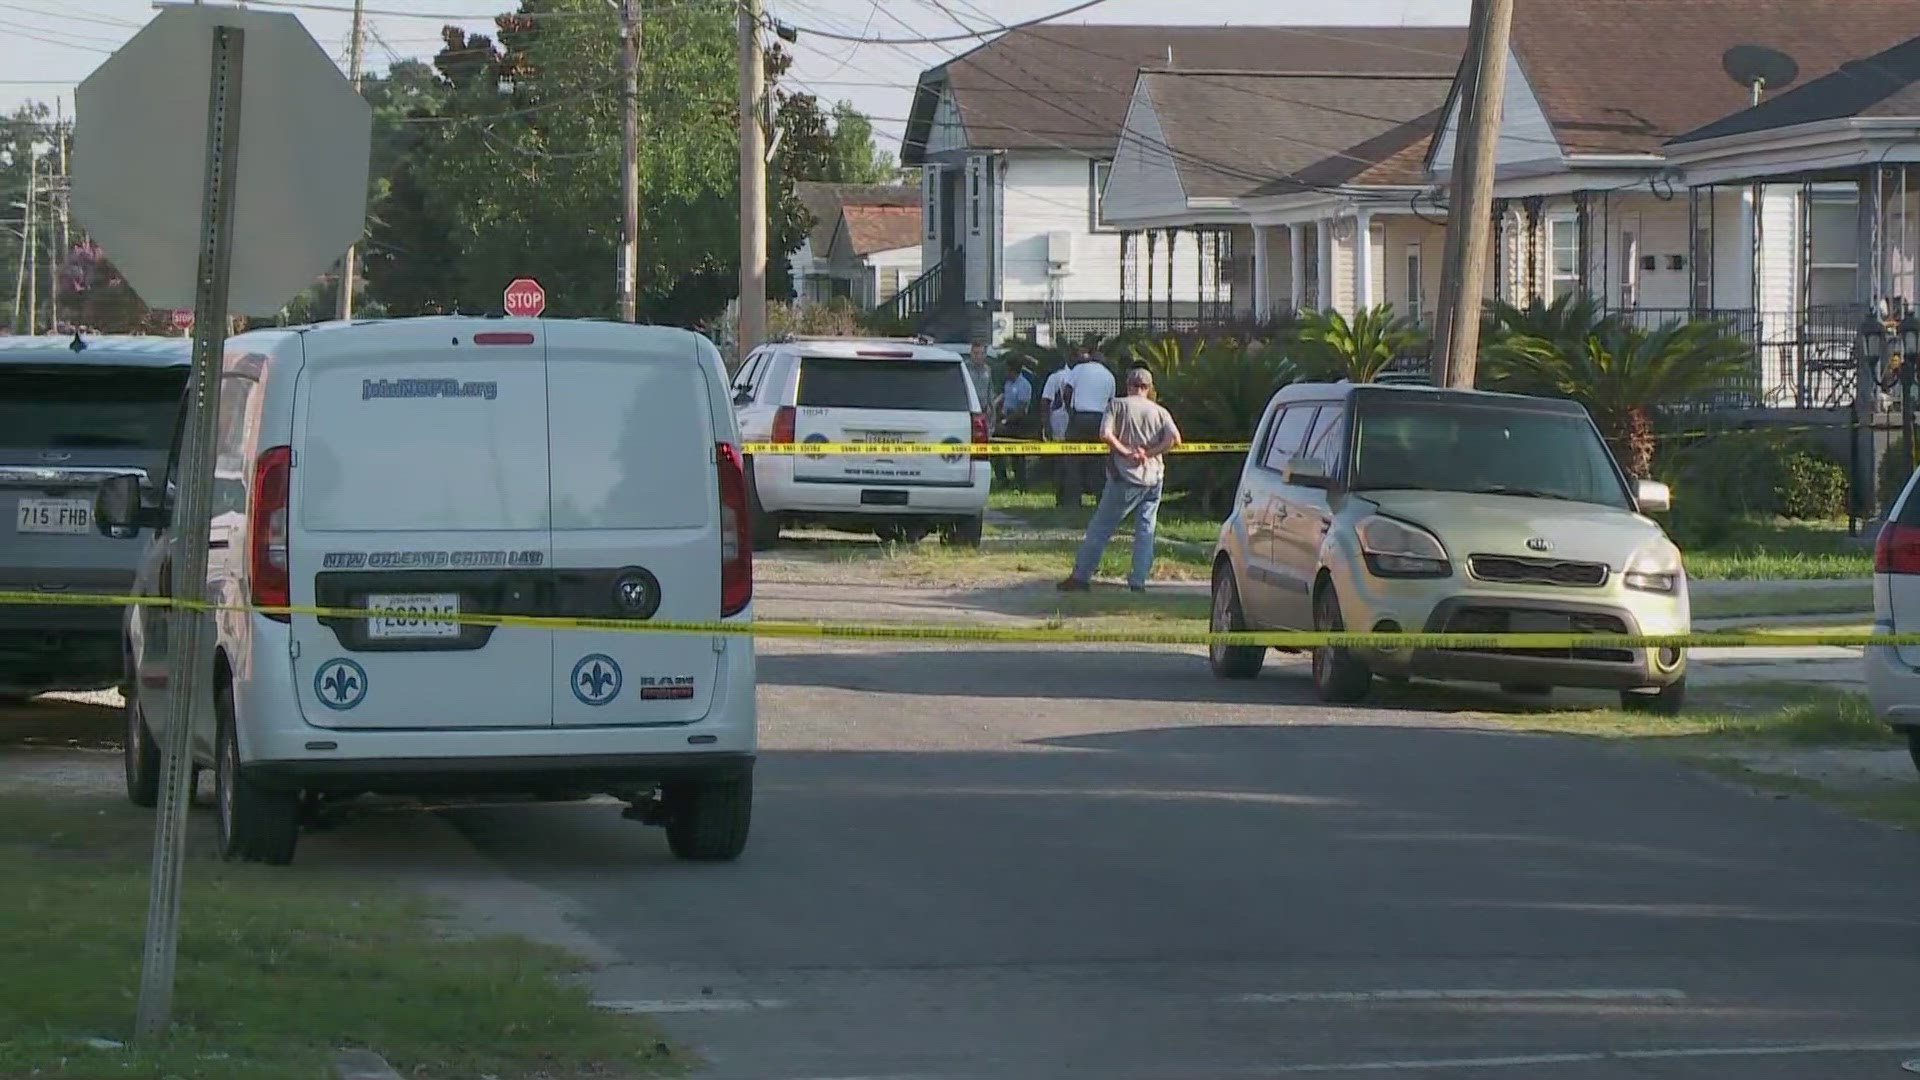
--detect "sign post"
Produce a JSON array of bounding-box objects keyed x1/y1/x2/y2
[
  {"x1": 134, "y1": 25, "x2": 245, "y2": 1039},
  {"x1": 70, "y1": 4, "x2": 371, "y2": 1042},
  {"x1": 504, "y1": 277, "x2": 546, "y2": 318}
]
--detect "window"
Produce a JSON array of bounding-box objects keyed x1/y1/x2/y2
[
  {"x1": 1692, "y1": 221, "x2": 1715, "y2": 310},
  {"x1": 795, "y1": 357, "x2": 973, "y2": 412},
  {"x1": 1548, "y1": 216, "x2": 1581, "y2": 301},
  {"x1": 969, "y1": 158, "x2": 981, "y2": 235},
  {"x1": 1618, "y1": 230, "x2": 1639, "y2": 308},
  {"x1": 1350, "y1": 399, "x2": 1629, "y2": 509},
  {"x1": 1404, "y1": 244, "x2": 1423, "y2": 318},
  {"x1": 1089, "y1": 159, "x2": 1114, "y2": 233},
  {"x1": 1808, "y1": 190, "x2": 1860, "y2": 307},
  {"x1": 1304, "y1": 406, "x2": 1348, "y2": 481},
  {"x1": 1260, "y1": 405, "x2": 1316, "y2": 473},
  {"x1": 924, "y1": 170, "x2": 937, "y2": 240},
  {"x1": 0, "y1": 366, "x2": 186, "y2": 453}
]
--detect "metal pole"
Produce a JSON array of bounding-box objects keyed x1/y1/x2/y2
[
  {"x1": 134, "y1": 24, "x2": 244, "y2": 1043},
  {"x1": 46, "y1": 148, "x2": 59, "y2": 334},
  {"x1": 737, "y1": 0, "x2": 766, "y2": 353},
  {"x1": 334, "y1": 0, "x2": 364, "y2": 321},
  {"x1": 25, "y1": 151, "x2": 37, "y2": 334},
  {"x1": 13, "y1": 143, "x2": 30, "y2": 330},
  {"x1": 56, "y1": 101, "x2": 70, "y2": 330},
  {"x1": 1433, "y1": 0, "x2": 1513, "y2": 387},
  {"x1": 618, "y1": 0, "x2": 641, "y2": 322}
]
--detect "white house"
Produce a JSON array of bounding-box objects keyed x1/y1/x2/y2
[
  {"x1": 823, "y1": 201, "x2": 923, "y2": 310},
  {"x1": 790, "y1": 182, "x2": 920, "y2": 306},
  {"x1": 894, "y1": 24, "x2": 1465, "y2": 343}
]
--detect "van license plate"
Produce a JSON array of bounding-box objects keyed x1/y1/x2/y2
[
  {"x1": 16, "y1": 498, "x2": 91, "y2": 534},
  {"x1": 366, "y1": 593, "x2": 461, "y2": 639}
]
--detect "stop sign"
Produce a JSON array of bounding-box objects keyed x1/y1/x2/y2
[
  {"x1": 503, "y1": 278, "x2": 546, "y2": 318},
  {"x1": 170, "y1": 308, "x2": 193, "y2": 330}
]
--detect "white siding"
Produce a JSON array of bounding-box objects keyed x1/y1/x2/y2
[
  {"x1": 1431, "y1": 52, "x2": 1563, "y2": 179},
  {"x1": 966, "y1": 155, "x2": 992, "y2": 302},
  {"x1": 920, "y1": 168, "x2": 939, "y2": 272},
  {"x1": 1327, "y1": 217, "x2": 1356, "y2": 314},
  {"x1": 927, "y1": 89, "x2": 968, "y2": 157},
  {"x1": 999, "y1": 151, "x2": 1146, "y2": 304},
  {"x1": 1103, "y1": 81, "x2": 1189, "y2": 226},
  {"x1": 1382, "y1": 217, "x2": 1445, "y2": 322}
]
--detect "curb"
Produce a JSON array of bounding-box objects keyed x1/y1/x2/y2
[{"x1": 335, "y1": 1049, "x2": 401, "y2": 1080}]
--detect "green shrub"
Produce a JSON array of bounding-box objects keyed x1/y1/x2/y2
[
  {"x1": 1656, "y1": 427, "x2": 1851, "y2": 527},
  {"x1": 1774, "y1": 451, "x2": 1848, "y2": 520}
]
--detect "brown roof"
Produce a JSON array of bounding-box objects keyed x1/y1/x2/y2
[
  {"x1": 1673, "y1": 31, "x2": 1920, "y2": 143},
  {"x1": 1135, "y1": 71, "x2": 1451, "y2": 199},
  {"x1": 838, "y1": 205, "x2": 923, "y2": 256},
  {"x1": 795, "y1": 182, "x2": 918, "y2": 253},
  {"x1": 903, "y1": 24, "x2": 1466, "y2": 165},
  {"x1": 1509, "y1": 0, "x2": 1920, "y2": 156}
]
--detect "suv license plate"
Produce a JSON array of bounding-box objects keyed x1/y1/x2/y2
[
  {"x1": 366, "y1": 593, "x2": 461, "y2": 639},
  {"x1": 16, "y1": 498, "x2": 91, "y2": 534}
]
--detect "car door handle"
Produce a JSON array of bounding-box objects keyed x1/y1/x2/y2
[{"x1": 1241, "y1": 491, "x2": 1253, "y2": 506}]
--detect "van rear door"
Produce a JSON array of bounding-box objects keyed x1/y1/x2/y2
[
  {"x1": 544, "y1": 322, "x2": 721, "y2": 726},
  {"x1": 288, "y1": 321, "x2": 553, "y2": 729},
  {"x1": 790, "y1": 353, "x2": 974, "y2": 488}
]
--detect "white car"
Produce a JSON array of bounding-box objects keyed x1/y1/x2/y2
[
  {"x1": 732, "y1": 337, "x2": 989, "y2": 545},
  {"x1": 1866, "y1": 473, "x2": 1920, "y2": 776},
  {"x1": 99, "y1": 318, "x2": 758, "y2": 865}
]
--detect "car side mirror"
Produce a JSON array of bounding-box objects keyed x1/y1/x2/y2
[
  {"x1": 1284, "y1": 456, "x2": 1331, "y2": 489},
  {"x1": 1634, "y1": 478, "x2": 1672, "y2": 515},
  {"x1": 95, "y1": 474, "x2": 167, "y2": 536},
  {"x1": 732, "y1": 388, "x2": 753, "y2": 406}
]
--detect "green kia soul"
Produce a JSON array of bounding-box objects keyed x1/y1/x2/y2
[{"x1": 1208, "y1": 381, "x2": 1688, "y2": 713}]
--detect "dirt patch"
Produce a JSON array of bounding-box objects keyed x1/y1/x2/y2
[
  {"x1": 1708, "y1": 746, "x2": 1918, "y2": 793},
  {"x1": 1, "y1": 690, "x2": 123, "y2": 750}
]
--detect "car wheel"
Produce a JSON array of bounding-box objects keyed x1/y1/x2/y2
[
  {"x1": 663, "y1": 765, "x2": 753, "y2": 862},
  {"x1": 124, "y1": 682, "x2": 160, "y2": 809},
  {"x1": 943, "y1": 515, "x2": 985, "y2": 548},
  {"x1": 1208, "y1": 564, "x2": 1264, "y2": 680},
  {"x1": 1311, "y1": 583, "x2": 1372, "y2": 705},
  {"x1": 215, "y1": 684, "x2": 300, "y2": 865},
  {"x1": 1620, "y1": 677, "x2": 1686, "y2": 716}
]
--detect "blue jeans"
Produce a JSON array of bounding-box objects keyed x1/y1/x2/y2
[{"x1": 1071, "y1": 476, "x2": 1162, "y2": 588}]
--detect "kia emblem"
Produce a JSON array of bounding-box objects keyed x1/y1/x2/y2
[
  {"x1": 38, "y1": 450, "x2": 72, "y2": 463},
  {"x1": 1526, "y1": 537, "x2": 1553, "y2": 552}
]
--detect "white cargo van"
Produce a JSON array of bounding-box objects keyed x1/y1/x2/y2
[
  {"x1": 732, "y1": 338, "x2": 990, "y2": 545},
  {"x1": 99, "y1": 318, "x2": 757, "y2": 865}
]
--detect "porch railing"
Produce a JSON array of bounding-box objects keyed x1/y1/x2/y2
[
  {"x1": 1605, "y1": 305, "x2": 1869, "y2": 411},
  {"x1": 871, "y1": 247, "x2": 960, "y2": 331}
]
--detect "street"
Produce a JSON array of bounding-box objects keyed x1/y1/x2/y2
[{"x1": 269, "y1": 555, "x2": 1920, "y2": 1080}]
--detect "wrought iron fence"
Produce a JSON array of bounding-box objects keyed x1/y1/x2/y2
[{"x1": 1603, "y1": 305, "x2": 1870, "y2": 411}]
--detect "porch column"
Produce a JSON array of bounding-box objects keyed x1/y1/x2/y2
[
  {"x1": 1857, "y1": 166, "x2": 1886, "y2": 519},
  {"x1": 1251, "y1": 225, "x2": 1271, "y2": 321},
  {"x1": 1317, "y1": 218, "x2": 1335, "y2": 312},
  {"x1": 1353, "y1": 209, "x2": 1375, "y2": 311},
  {"x1": 1288, "y1": 225, "x2": 1306, "y2": 313}
]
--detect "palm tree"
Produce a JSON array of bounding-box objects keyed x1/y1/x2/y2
[
  {"x1": 1483, "y1": 291, "x2": 1609, "y2": 360},
  {"x1": 1482, "y1": 318, "x2": 1755, "y2": 478},
  {"x1": 1294, "y1": 305, "x2": 1429, "y2": 383}
]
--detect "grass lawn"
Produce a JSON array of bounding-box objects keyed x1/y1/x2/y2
[
  {"x1": 0, "y1": 796, "x2": 675, "y2": 1080},
  {"x1": 989, "y1": 488, "x2": 1222, "y2": 547},
  {"x1": 1689, "y1": 582, "x2": 1873, "y2": 621},
  {"x1": 814, "y1": 529, "x2": 1214, "y2": 587},
  {"x1": 1676, "y1": 519, "x2": 1872, "y2": 581}
]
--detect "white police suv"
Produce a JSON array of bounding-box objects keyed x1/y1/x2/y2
[{"x1": 100, "y1": 318, "x2": 757, "y2": 865}]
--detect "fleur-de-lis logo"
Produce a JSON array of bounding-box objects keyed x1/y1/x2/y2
[
  {"x1": 314, "y1": 659, "x2": 367, "y2": 710},
  {"x1": 571, "y1": 654, "x2": 622, "y2": 706}
]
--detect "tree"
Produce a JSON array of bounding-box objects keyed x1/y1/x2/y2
[
  {"x1": 1481, "y1": 318, "x2": 1755, "y2": 478},
  {"x1": 1293, "y1": 305, "x2": 1428, "y2": 383},
  {"x1": 827, "y1": 102, "x2": 895, "y2": 183}
]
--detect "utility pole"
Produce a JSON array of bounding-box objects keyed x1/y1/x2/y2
[
  {"x1": 12, "y1": 150, "x2": 27, "y2": 328},
  {"x1": 737, "y1": 0, "x2": 766, "y2": 354},
  {"x1": 335, "y1": 0, "x2": 365, "y2": 321},
  {"x1": 618, "y1": 0, "x2": 641, "y2": 322},
  {"x1": 1430, "y1": 0, "x2": 1514, "y2": 389},
  {"x1": 24, "y1": 149, "x2": 36, "y2": 334}
]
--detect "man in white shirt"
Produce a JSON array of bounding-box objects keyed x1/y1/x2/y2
[
  {"x1": 1058, "y1": 351, "x2": 1117, "y2": 507},
  {"x1": 1039, "y1": 364, "x2": 1071, "y2": 441}
]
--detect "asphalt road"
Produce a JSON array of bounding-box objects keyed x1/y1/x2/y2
[
  {"x1": 14, "y1": 564, "x2": 1919, "y2": 1078},
  {"x1": 421, "y1": 571, "x2": 1920, "y2": 1080}
]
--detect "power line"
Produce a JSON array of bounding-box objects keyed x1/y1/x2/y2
[{"x1": 772, "y1": 0, "x2": 1109, "y2": 45}]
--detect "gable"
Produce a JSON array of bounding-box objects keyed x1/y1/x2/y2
[
  {"x1": 1429, "y1": 51, "x2": 1564, "y2": 178},
  {"x1": 1103, "y1": 77, "x2": 1190, "y2": 223}
]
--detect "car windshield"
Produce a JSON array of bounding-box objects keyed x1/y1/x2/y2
[
  {"x1": 1349, "y1": 397, "x2": 1630, "y2": 509},
  {"x1": 797, "y1": 356, "x2": 972, "y2": 412},
  {"x1": 0, "y1": 366, "x2": 185, "y2": 451}
]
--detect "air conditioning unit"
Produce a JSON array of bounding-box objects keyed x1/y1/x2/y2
[{"x1": 1047, "y1": 230, "x2": 1073, "y2": 274}]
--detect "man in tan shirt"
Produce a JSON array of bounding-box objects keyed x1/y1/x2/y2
[{"x1": 1058, "y1": 366, "x2": 1182, "y2": 592}]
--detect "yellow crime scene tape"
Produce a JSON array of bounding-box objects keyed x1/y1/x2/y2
[
  {"x1": 0, "y1": 590, "x2": 1892, "y2": 650},
  {"x1": 742, "y1": 440, "x2": 1252, "y2": 456}
]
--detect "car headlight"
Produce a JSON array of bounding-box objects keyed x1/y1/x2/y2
[
  {"x1": 1356, "y1": 515, "x2": 1451, "y2": 578},
  {"x1": 1624, "y1": 541, "x2": 1684, "y2": 594}
]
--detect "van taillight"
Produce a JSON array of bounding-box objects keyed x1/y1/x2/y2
[
  {"x1": 1876, "y1": 522, "x2": 1920, "y2": 574},
  {"x1": 771, "y1": 406, "x2": 796, "y2": 444},
  {"x1": 716, "y1": 442, "x2": 753, "y2": 617},
  {"x1": 250, "y1": 445, "x2": 292, "y2": 621},
  {"x1": 970, "y1": 411, "x2": 989, "y2": 462}
]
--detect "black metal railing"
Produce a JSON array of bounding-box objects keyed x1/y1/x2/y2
[
  {"x1": 1605, "y1": 304, "x2": 1869, "y2": 411},
  {"x1": 871, "y1": 247, "x2": 961, "y2": 331}
]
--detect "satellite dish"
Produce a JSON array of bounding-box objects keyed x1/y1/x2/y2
[{"x1": 1722, "y1": 45, "x2": 1800, "y2": 99}]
